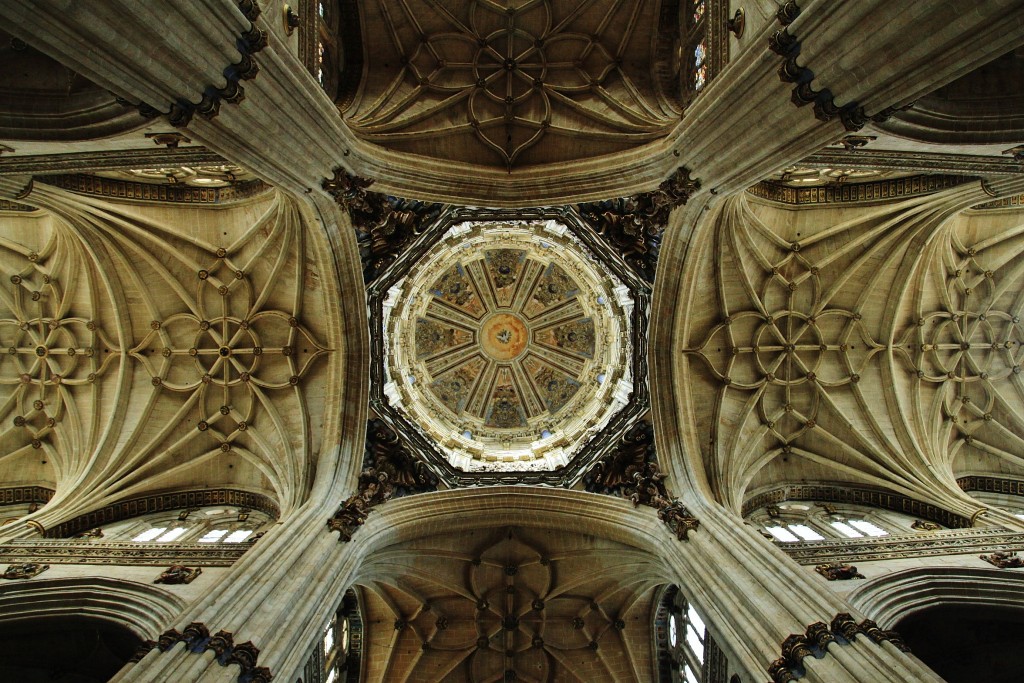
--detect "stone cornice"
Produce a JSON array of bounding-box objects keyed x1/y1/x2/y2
[
  {"x1": 747, "y1": 174, "x2": 973, "y2": 206},
  {"x1": 779, "y1": 528, "x2": 1024, "y2": 565},
  {"x1": 801, "y1": 149, "x2": 1024, "y2": 176},
  {"x1": 0, "y1": 540, "x2": 247, "y2": 567},
  {"x1": 0, "y1": 146, "x2": 229, "y2": 176},
  {"x1": 36, "y1": 174, "x2": 269, "y2": 205}
]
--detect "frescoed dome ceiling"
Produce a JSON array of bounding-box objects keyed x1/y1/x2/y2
[{"x1": 382, "y1": 218, "x2": 634, "y2": 472}]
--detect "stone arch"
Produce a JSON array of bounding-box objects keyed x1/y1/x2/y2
[
  {"x1": 0, "y1": 575, "x2": 186, "y2": 638},
  {"x1": 847, "y1": 565, "x2": 1024, "y2": 629}
]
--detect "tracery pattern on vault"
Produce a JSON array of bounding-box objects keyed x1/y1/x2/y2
[
  {"x1": 0, "y1": 212, "x2": 121, "y2": 491},
  {"x1": 353, "y1": 527, "x2": 660, "y2": 682},
  {"x1": 346, "y1": 0, "x2": 679, "y2": 168},
  {"x1": 384, "y1": 220, "x2": 632, "y2": 471},
  {"x1": 892, "y1": 211, "x2": 1024, "y2": 489},
  {"x1": 679, "y1": 187, "x2": 1024, "y2": 518},
  {"x1": 0, "y1": 185, "x2": 335, "y2": 523}
]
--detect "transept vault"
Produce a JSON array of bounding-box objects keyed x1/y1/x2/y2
[{"x1": 1, "y1": 2, "x2": 1024, "y2": 683}]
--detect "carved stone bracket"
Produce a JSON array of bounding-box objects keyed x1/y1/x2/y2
[
  {"x1": 767, "y1": 3, "x2": 913, "y2": 131},
  {"x1": 116, "y1": 1, "x2": 266, "y2": 127},
  {"x1": 980, "y1": 550, "x2": 1024, "y2": 568},
  {"x1": 327, "y1": 419, "x2": 438, "y2": 542},
  {"x1": 584, "y1": 421, "x2": 699, "y2": 541},
  {"x1": 1, "y1": 562, "x2": 49, "y2": 580},
  {"x1": 132, "y1": 622, "x2": 272, "y2": 682},
  {"x1": 767, "y1": 613, "x2": 910, "y2": 682},
  {"x1": 577, "y1": 166, "x2": 700, "y2": 282},
  {"x1": 154, "y1": 564, "x2": 203, "y2": 584},
  {"x1": 814, "y1": 562, "x2": 865, "y2": 581},
  {"x1": 321, "y1": 168, "x2": 443, "y2": 283}
]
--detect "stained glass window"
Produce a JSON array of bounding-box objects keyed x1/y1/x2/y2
[
  {"x1": 684, "y1": 0, "x2": 709, "y2": 101},
  {"x1": 694, "y1": 41, "x2": 706, "y2": 68},
  {"x1": 693, "y1": 0, "x2": 705, "y2": 24},
  {"x1": 694, "y1": 64, "x2": 707, "y2": 91}
]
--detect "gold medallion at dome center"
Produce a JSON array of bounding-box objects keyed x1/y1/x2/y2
[{"x1": 480, "y1": 313, "x2": 528, "y2": 361}]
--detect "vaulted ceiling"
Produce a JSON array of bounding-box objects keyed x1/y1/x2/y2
[{"x1": 342, "y1": 0, "x2": 680, "y2": 169}]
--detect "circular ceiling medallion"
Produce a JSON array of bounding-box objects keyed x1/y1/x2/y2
[{"x1": 383, "y1": 220, "x2": 633, "y2": 471}]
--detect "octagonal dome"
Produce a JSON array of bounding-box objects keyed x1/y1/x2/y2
[
  {"x1": 368, "y1": 207, "x2": 650, "y2": 486},
  {"x1": 383, "y1": 218, "x2": 634, "y2": 472}
]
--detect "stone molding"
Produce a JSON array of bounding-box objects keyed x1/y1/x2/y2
[
  {"x1": 0, "y1": 146, "x2": 230, "y2": 176},
  {"x1": 0, "y1": 540, "x2": 247, "y2": 567},
  {"x1": 779, "y1": 528, "x2": 1024, "y2": 565},
  {"x1": 747, "y1": 174, "x2": 973, "y2": 206},
  {"x1": 47, "y1": 488, "x2": 279, "y2": 539},
  {"x1": 37, "y1": 174, "x2": 269, "y2": 205},
  {"x1": 801, "y1": 149, "x2": 1024, "y2": 177}
]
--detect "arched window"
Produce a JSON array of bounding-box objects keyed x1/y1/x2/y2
[
  {"x1": 747, "y1": 500, "x2": 925, "y2": 543},
  {"x1": 91, "y1": 506, "x2": 272, "y2": 544},
  {"x1": 656, "y1": 585, "x2": 710, "y2": 682}
]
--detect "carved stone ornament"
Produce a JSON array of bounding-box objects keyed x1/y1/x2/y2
[
  {"x1": 1, "y1": 562, "x2": 49, "y2": 580},
  {"x1": 364, "y1": 418, "x2": 439, "y2": 497},
  {"x1": 584, "y1": 421, "x2": 655, "y2": 494},
  {"x1": 911, "y1": 519, "x2": 942, "y2": 532},
  {"x1": 584, "y1": 421, "x2": 699, "y2": 541},
  {"x1": 577, "y1": 166, "x2": 700, "y2": 282},
  {"x1": 154, "y1": 564, "x2": 203, "y2": 584},
  {"x1": 73, "y1": 527, "x2": 104, "y2": 539},
  {"x1": 137, "y1": 623, "x2": 273, "y2": 681},
  {"x1": 768, "y1": 614, "x2": 910, "y2": 682},
  {"x1": 322, "y1": 168, "x2": 443, "y2": 283},
  {"x1": 327, "y1": 419, "x2": 438, "y2": 542},
  {"x1": 814, "y1": 562, "x2": 866, "y2": 581},
  {"x1": 980, "y1": 550, "x2": 1024, "y2": 568}
]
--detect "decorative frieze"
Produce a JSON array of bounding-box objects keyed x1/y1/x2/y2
[
  {"x1": 779, "y1": 528, "x2": 1024, "y2": 565},
  {"x1": 742, "y1": 483, "x2": 970, "y2": 529},
  {"x1": 0, "y1": 540, "x2": 247, "y2": 567},
  {"x1": 38, "y1": 174, "x2": 268, "y2": 204},
  {"x1": 0, "y1": 486, "x2": 54, "y2": 506},
  {"x1": 768, "y1": 614, "x2": 909, "y2": 683},
  {"x1": 0, "y1": 147, "x2": 230, "y2": 176},
  {"x1": 132, "y1": 622, "x2": 272, "y2": 682},
  {"x1": 800, "y1": 150, "x2": 1024, "y2": 177},
  {"x1": 748, "y1": 175, "x2": 973, "y2": 206}
]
